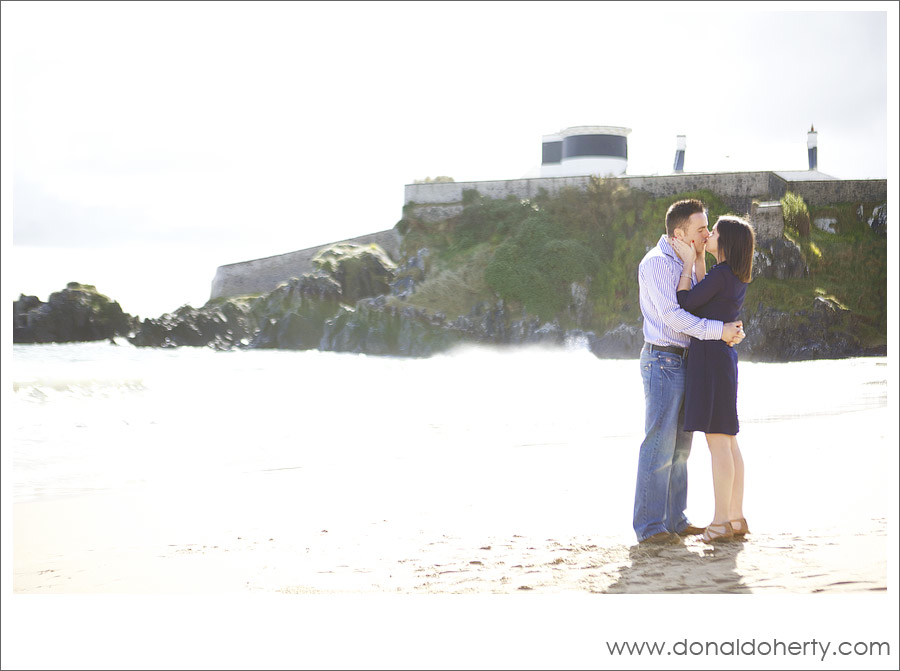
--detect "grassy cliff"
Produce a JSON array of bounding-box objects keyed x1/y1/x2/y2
[
  {"x1": 749, "y1": 198, "x2": 887, "y2": 349},
  {"x1": 393, "y1": 179, "x2": 887, "y2": 349}
]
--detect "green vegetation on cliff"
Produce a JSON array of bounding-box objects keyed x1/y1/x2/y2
[
  {"x1": 396, "y1": 180, "x2": 886, "y2": 348},
  {"x1": 400, "y1": 179, "x2": 730, "y2": 333},
  {"x1": 747, "y1": 196, "x2": 887, "y2": 347}
]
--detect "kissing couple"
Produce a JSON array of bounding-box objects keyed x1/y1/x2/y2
[{"x1": 634, "y1": 198, "x2": 756, "y2": 545}]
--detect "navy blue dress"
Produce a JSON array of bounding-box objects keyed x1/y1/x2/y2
[{"x1": 676, "y1": 262, "x2": 747, "y2": 435}]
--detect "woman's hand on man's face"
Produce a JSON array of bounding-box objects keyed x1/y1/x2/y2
[{"x1": 671, "y1": 238, "x2": 696, "y2": 267}]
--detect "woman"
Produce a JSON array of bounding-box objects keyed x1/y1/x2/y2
[{"x1": 672, "y1": 215, "x2": 755, "y2": 544}]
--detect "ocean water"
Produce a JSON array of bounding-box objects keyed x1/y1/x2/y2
[{"x1": 7, "y1": 342, "x2": 891, "y2": 538}]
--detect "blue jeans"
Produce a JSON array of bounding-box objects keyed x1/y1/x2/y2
[{"x1": 633, "y1": 346, "x2": 694, "y2": 541}]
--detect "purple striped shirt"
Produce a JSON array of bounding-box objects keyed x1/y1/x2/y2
[{"x1": 639, "y1": 235, "x2": 724, "y2": 347}]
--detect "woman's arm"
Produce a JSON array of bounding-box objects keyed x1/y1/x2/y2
[
  {"x1": 677, "y1": 265, "x2": 724, "y2": 313},
  {"x1": 672, "y1": 237, "x2": 722, "y2": 313},
  {"x1": 672, "y1": 238, "x2": 696, "y2": 293},
  {"x1": 694, "y1": 246, "x2": 707, "y2": 282}
]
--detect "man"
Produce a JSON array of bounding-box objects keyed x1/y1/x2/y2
[{"x1": 634, "y1": 199, "x2": 745, "y2": 544}]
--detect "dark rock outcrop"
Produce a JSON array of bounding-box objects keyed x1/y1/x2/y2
[
  {"x1": 250, "y1": 273, "x2": 343, "y2": 350},
  {"x1": 312, "y1": 243, "x2": 397, "y2": 304},
  {"x1": 13, "y1": 283, "x2": 136, "y2": 344},
  {"x1": 444, "y1": 301, "x2": 566, "y2": 347},
  {"x1": 129, "y1": 298, "x2": 260, "y2": 349},
  {"x1": 390, "y1": 248, "x2": 430, "y2": 299},
  {"x1": 752, "y1": 236, "x2": 808, "y2": 281},
  {"x1": 128, "y1": 243, "x2": 395, "y2": 350},
  {"x1": 321, "y1": 296, "x2": 461, "y2": 357},
  {"x1": 587, "y1": 323, "x2": 644, "y2": 359},
  {"x1": 740, "y1": 296, "x2": 869, "y2": 361},
  {"x1": 868, "y1": 203, "x2": 886, "y2": 236}
]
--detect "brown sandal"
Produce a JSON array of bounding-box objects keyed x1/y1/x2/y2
[
  {"x1": 730, "y1": 518, "x2": 749, "y2": 536},
  {"x1": 701, "y1": 522, "x2": 734, "y2": 544}
]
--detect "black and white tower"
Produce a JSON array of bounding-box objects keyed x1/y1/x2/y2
[{"x1": 540, "y1": 126, "x2": 631, "y2": 177}]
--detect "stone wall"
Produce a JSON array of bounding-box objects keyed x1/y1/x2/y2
[
  {"x1": 621, "y1": 172, "x2": 772, "y2": 214},
  {"x1": 404, "y1": 176, "x2": 595, "y2": 207},
  {"x1": 409, "y1": 204, "x2": 465, "y2": 223},
  {"x1": 749, "y1": 201, "x2": 785, "y2": 242},
  {"x1": 404, "y1": 172, "x2": 886, "y2": 218},
  {"x1": 404, "y1": 172, "x2": 773, "y2": 208},
  {"x1": 780, "y1": 179, "x2": 887, "y2": 206},
  {"x1": 622, "y1": 172, "x2": 773, "y2": 200},
  {"x1": 209, "y1": 229, "x2": 401, "y2": 301}
]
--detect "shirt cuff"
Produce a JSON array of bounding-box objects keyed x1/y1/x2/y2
[{"x1": 706, "y1": 319, "x2": 724, "y2": 341}]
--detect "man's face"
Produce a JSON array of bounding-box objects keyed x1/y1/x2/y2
[{"x1": 674, "y1": 211, "x2": 710, "y2": 250}]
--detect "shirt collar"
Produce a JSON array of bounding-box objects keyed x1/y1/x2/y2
[{"x1": 657, "y1": 234, "x2": 682, "y2": 264}]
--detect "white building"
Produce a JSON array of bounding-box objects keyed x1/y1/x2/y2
[{"x1": 539, "y1": 125, "x2": 631, "y2": 177}]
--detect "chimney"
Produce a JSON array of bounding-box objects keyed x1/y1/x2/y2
[
  {"x1": 807, "y1": 124, "x2": 818, "y2": 171},
  {"x1": 673, "y1": 135, "x2": 686, "y2": 173}
]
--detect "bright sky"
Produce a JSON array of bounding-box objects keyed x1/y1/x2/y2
[{"x1": 2, "y1": 1, "x2": 896, "y2": 318}]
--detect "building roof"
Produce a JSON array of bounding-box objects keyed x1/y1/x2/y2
[{"x1": 773, "y1": 170, "x2": 838, "y2": 181}]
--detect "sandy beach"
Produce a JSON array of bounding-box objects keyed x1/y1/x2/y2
[
  {"x1": 13, "y1": 492, "x2": 887, "y2": 596},
  {"x1": 13, "y1": 403, "x2": 892, "y2": 596},
  {"x1": 6, "y1": 354, "x2": 898, "y2": 670}
]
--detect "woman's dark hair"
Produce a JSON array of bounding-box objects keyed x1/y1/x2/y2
[{"x1": 715, "y1": 215, "x2": 755, "y2": 283}]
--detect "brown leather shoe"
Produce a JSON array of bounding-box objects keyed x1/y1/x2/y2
[
  {"x1": 701, "y1": 522, "x2": 734, "y2": 544},
  {"x1": 730, "y1": 518, "x2": 749, "y2": 536},
  {"x1": 677, "y1": 525, "x2": 705, "y2": 536},
  {"x1": 639, "y1": 532, "x2": 682, "y2": 545}
]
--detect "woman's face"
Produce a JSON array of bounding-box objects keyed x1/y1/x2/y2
[{"x1": 706, "y1": 223, "x2": 720, "y2": 256}]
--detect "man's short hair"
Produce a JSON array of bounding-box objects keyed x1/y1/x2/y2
[{"x1": 665, "y1": 199, "x2": 706, "y2": 237}]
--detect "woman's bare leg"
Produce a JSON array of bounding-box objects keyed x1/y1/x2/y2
[
  {"x1": 729, "y1": 436, "x2": 745, "y2": 524},
  {"x1": 706, "y1": 433, "x2": 734, "y2": 525}
]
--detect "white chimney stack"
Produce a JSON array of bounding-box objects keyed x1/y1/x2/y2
[
  {"x1": 807, "y1": 124, "x2": 818, "y2": 171},
  {"x1": 673, "y1": 135, "x2": 686, "y2": 173}
]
